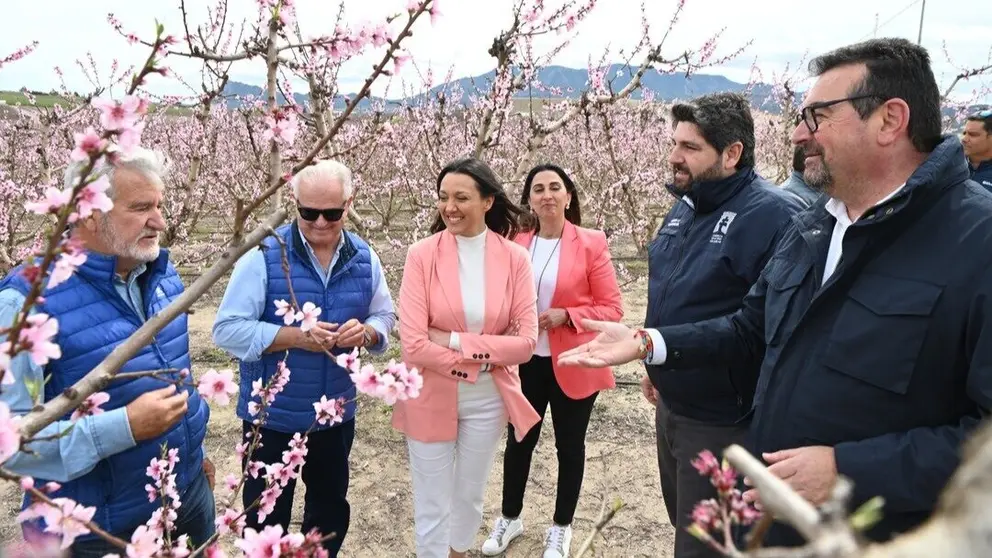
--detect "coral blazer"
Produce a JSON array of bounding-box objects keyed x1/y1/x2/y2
[
  {"x1": 393, "y1": 229, "x2": 541, "y2": 443},
  {"x1": 513, "y1": 221, "x2": 624, "y2": 400}
]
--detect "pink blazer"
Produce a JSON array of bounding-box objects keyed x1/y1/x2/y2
[
  {"x1": 513, "y1": 221, "x2": 624, "y2": 399},
  {"x1": 393, "y1": 229, "x2": 541, "y2": 443}
]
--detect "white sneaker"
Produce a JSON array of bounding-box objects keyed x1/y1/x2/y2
[
  {"x1": 481, "y1": 516, "x2": 524, "y2": 556},
  {"x1": 543, "y1": 524, "x2": 572, "y2": 558}
]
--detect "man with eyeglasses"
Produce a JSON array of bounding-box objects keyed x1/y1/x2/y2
[
  {"x1": 962, "y1": 109, "x2": 992, "y2": 191},
  {"x1": 557, "y1": 37, "x2": 992, "y2": 549},
  {"x1": 212, "y1": 159, "x2": 396, "y2": 556}
]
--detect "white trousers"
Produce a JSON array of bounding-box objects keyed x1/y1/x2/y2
[{"x1": 407, "y1": 373, "x2": 508, "y2": 557}]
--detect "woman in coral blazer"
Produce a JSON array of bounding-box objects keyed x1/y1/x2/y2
[
  {"x1": 480, "y1": 164, "x2": 623, "y2": 558},
  {"x1": 394, "y1": 156, "x2": 541, "y2": 558}
]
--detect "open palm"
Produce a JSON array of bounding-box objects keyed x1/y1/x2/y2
[{"x1": 557, "y1": 319, "x2": 641, "y2": 367}]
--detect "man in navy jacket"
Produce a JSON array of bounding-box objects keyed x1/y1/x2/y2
[
  {"x1": 643, "y1": 92, "x2": 803, "y2": 557},
  {"x1": 560, "y1": 38, "x2": 992, "y2": 549},
  {"x1": 962, "y1": 109, "x2": 992, "y2": 191}
]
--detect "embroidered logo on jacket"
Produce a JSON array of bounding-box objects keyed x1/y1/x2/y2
[{"x1": 710, "y1": 211, "x2": 737, "y2": 244}]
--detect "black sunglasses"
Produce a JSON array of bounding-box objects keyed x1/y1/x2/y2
[
  {"x1": 794, "y1": 94, "x2": 886, "y2": 134},
  {"x1": 297, "y1": 205, "x2": 345, "y2": 222}
]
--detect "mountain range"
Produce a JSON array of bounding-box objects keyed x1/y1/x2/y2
[{"x1": 221, "y1": 64, "x2": 795, "y2": 113}]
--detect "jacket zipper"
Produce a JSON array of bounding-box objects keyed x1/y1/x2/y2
[{"x1": 653, "y1": 211, "x2": 695, "y2": 323}]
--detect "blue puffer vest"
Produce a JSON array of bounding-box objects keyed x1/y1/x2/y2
[
  {"x1": 0, "y1": 249, "x2": 209, "y2": 540},
  {"x1": 236, "y1": 222, "x2": 373, "y2": 433}
]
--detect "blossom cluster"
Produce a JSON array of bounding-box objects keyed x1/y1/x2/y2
[
  {"x1": 338, "y1": 348, "x2": 423, "y2": 404},
  {"x1": 687, "y1": 450, "x2": 761, "y2": 544}
]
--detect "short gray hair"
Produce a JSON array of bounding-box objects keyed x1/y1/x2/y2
[
  {"x1": 63, "y1": 146, "x2": 169, "y2": 200},
  {"x1": 290, "y1": 159, "x2": 353, "y2": 200}
]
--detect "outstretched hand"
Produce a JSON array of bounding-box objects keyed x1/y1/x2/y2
[{"x1": 556, "y1": 319, "x2": 642, "y2": 367}]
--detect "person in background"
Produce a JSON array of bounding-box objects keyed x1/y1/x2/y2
[
  {"x1": 640, "y1": 92, "x2": 803, "y2": 558},
  {"x1": 393, "y1": 156, "x2": 540, "y2": 558},
  {"x1": 779, "y1": 146, "x2": 821, "y2": 206},
  {"x1": 212, "y1": 159, "x2": 396, "y2": 557},
  {"x1": 557, "y1": 37, "x2": 992, "y2": 549},
  {"x1": 481, "y1": 164, "x2": 623, "y2": 558},
  {"x1": 962, "y1": 109, "x2": 992, "y2": 191},
  {"x1": 0, "y1": 148, "x2": 214, "y2": 557}
]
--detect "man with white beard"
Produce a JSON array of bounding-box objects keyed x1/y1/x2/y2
[{"x1": 0, "y1": 147, "x2": 215, "y2": 556}]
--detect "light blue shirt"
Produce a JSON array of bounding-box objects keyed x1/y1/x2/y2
[
  {"x1": 212, "y1": 228, "x2": 396, "y2": 362},
  {"x1": 0, "y1": 264, "x2": 150, "y2": 483}
]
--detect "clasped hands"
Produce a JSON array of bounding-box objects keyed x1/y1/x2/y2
[{"x1": 300, "y1": 318, "x2": 369, "y2": 352}]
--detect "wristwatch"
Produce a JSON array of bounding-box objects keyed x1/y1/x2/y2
[{"x1": 362, "y1": 325, "x2": 375, "y2": 348}]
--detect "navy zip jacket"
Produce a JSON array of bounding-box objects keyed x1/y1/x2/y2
[
  {"x1": 645, "y1": 167, "x2": 803, "y2": 424},
  {"x1": 656, "y1": 135, "x2": 992, "y2": 546},
  {"x1": 970, "y1": 159, "x2": 992, "y2": 192}
]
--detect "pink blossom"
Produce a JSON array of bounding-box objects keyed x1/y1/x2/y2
[
  {"x1": 273, "y1": 299, "x2": 297, "y2": 325},
  {"x1": 198, "y1": 368, "x2": 238, "y2": 405},
  {"x1": 204, "y1": 543, "x2": 228, "y2": 558},
  {"x1": 19, "y1": 477, "x2": 34, "y2": 491},
  {"x1": 70, "y1": 127, "x2": 107, "y2": 162},
  {"x1": 0, "y1": 402, "x2": 22, "y2": 464},
  {"x1": 257, "y1": 484, "x2": 283, "y2": 523},
  {"x1": 406, "y1": 0, "x2": 421, "y2": 11},
  {"x1": 48, "y1": 240, "x2": 88, "y2": 289},
  {"x1": 691, "y1": 449, "x2": 719, "y2": 476},
  {"x1": 235, "y1": 524, "x2": 285, "y2": 558},
  {"x1": 126, "y1": 524, "x2": 160, "y2": 558},
  {"x1": 313, "y1": 395, "x2": 345, "y2": 426},
  {"x1": 91, "y1": 96, "x2": 147, "y2": 132},
  {"x1": 216, "y1": 507, "x2": 246, "y2": 536},
  {"x1": 376, "y1": 373, "x2": 403, "y2": 405},
  {"x1": 70, "y1": 391, "x2": 110, "y2": 421},
  {"x1": 19, "y1": 314, "x2": 61, "y2": 367},
  {"x1": 116, "y1": 120, "x2": 146, "y2": 157},
  {"x1": 690, "y1": 498, "x2": 722, "y2": 531},
  {"x1": 262, "y1": 107, "x2": 299, "y2": 146},
  {"x1": 428, "y1": 0, "x2": 442, "y2": 25},
  {"x1": 298, "y1": 301, "x2": 320, "y2": 332},
  {"x1": 23, "y1": 498, "x2": 97, "y2": 549},
  {"x1": 265, "y1": 462, "x2": 296, "y2": 487},
  {"x1": 349, "y1": 364, "x2": 380, "y2": 395},
  {"x1": 246, "y1": 461, "x2": 265, "y2": 479},
  {"x1": 393, "y1": 50, "x2": 411, "y2": 74},
  {"x1": 335, "y1": 348, "x2": 359, "y2": 373},
  {"x1": 225, "y1": 473, "x2": 239, "y2": 491},
  {"x1": 24, "y1": 187, "x2": 72, "y2": 216},
  {"x1": 73, "y1": 176, "x2": 114, "y2": 220}
]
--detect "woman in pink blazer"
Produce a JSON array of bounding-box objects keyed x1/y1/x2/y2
[
  {"x1": 480, "y1": 164, "x2": 623, "y2": 558},
  {"x1": 394, "y1": 157, "x2": 541, "y2": 558}
]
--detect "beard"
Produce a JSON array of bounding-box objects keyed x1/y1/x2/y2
[
  {"x1": 671, "y1": 160, "x2": 725, "y2": 193},
  {"x1": 99, "y1": 215, "x2": 161, "y2": 263},
  {"x1": 800, "y1": 142, "x2": 835, "y2": 194}
]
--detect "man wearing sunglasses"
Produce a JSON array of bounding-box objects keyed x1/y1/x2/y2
[
  {"x1": 212, "y1": 159, "x2": 396, "y2": 556},
  {"x1": 557, "y1": 38, "x2": 992, "y2": 549},
  {"x1": 962, "y1": 109, "x2": 992, "y2": 191}
]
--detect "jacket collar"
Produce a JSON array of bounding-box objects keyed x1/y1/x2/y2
[
  {"x1": 793, "y1": 134, "x2": 970, "y2": 233},
  {"x1": 971, "y1": 158, "x2": 992, "y2": 174},
  {"x1": 75, "y1": 247, "x2": 168, "y2": 286},
  {"x1": 666, "y1": 167, "x2": 756, "y2": 214}
]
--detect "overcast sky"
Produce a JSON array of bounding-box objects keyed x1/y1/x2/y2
[{"x1": 2, "y1": 0, "x2": 990, "y2": 103}]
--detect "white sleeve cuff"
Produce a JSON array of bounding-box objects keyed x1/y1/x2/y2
[
  {"x1": 644, "y1": 328, "x2": 667, "y2": 365},
  {"x1": 448, "y1": 332, "x2": 461, "y2": 351}
]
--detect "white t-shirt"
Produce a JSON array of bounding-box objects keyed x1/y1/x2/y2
[{"x1": 530, "y1": 236, "x2": 561, "y2": 356}]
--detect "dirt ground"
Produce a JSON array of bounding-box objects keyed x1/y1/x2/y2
[{"x1": 0, "y1": 278, "x2": 676, "y2": 557}]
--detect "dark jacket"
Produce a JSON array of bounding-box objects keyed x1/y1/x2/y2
[
  {"x1": 779, "y1": 171, "x2": 821, "y2": 207},
  {"x1": 970, "y1": 159, "x2": 992, "y2": 192},
  {"x1": 656, "y1": 136, "x2": 992, "y2": 545},
  {"x1": 645, "y1": 167, "x2": 803, "y2": 424}
]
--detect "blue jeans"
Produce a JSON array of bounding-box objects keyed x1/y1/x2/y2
[{"x1": 69, "y1": 470, "x2": 216, "y2": 558}]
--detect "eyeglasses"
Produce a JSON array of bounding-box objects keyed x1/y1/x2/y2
[
  {"x1": 794, "y1": 94, "x2": 886, "y2": 134},
  {"x1": 971, "y1": 109, "x2": 992, "y2": 119},
  {"x1": 297, "y1": 205, "x2": 345, "y2": 222}
]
